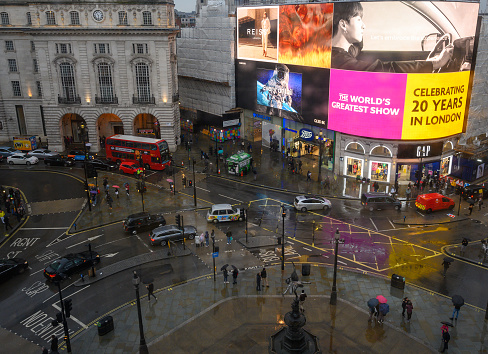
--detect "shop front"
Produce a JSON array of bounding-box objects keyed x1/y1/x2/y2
[
  {"x1": 344, "y1": 156, "x2": 363, "y2": 178},
  {"x1": 396, "y1": 142, "x2": 444, "y2": 184},
  {"x1": 369, "y1": 161, "x2": 390, "y2": 182}
]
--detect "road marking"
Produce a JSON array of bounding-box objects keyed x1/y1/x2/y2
[
  {"x1": 52, "y1": 303, "x2": 88, "y2": 329},
  {"x1": 101, "y1": 252, "x2": 119, "y2": 258},
  {"x1": 303, "y1": 247, "x2": 312, "y2": 252},
  {"x1": 43, "y1": 284, "x2": 73, "y2": 303},
  {"x1": 287, "y1": 240, "x2": 294, "y2": 245},
  {"x1": 66, "y1": 235, "x2": 103, "y2": 249},
  {"x1": 196, "y1": 186, "x2": 210, "y2": 192},
  {"x1": 337, "y1": 260, "x2": 347, "y2": 265},
  {"x1": 21, "y1": 227, "x2": 69, "y2": 230},
  {"x1": 135, "y1": 234, "x2": 153, "y2": 252},
  {"x1": 388, "y1": 219, "x2": 396, "y2": 229},
  {"x1": 369, "y1": 218, "x2": 378, "y2": 231},
  {"x1": 30, "y1": 268, "x2": 46, "y2": 276},
  {"x1": 218, "y1": 194, "x2": 243, "y2": 203},
  {"x1": 95, "y1": 237, "x2": 127, "y2": 248},
  {"x1": 416, "y1": 211, "x2": 424, "y2": 217},
  {"x1": 345, "y1": 205, "x2": 361, "y2": 211}
]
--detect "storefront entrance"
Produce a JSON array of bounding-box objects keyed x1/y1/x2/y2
[{"x1": 345, "y1": 157, "x2": 363, "y2": 178}]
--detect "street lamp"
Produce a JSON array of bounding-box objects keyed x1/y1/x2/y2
[
  {"x1": 80, "y1": 124, "x2": 91, "y2": 212},
  {"x1": 245, "y1": 209, "x2": 248, "y2": 244},
  {"x1": 55, "y1": 281, "x2": 72, "y2": 353},
  {"x1": 215, "y1": 133, "x2": 219, "y2": 173},
  {"x1": 132, "y1": 271, "x2": 148, "y2": 354},
  {"x1": 211, "y1": 234, "x2": 216, "y2": 282},
  {"x1": 192, "y1": 158, "x2": 197, "y2": 207},
  {"x1": 281, "y1": 204, "x2": 286, "y2": 271},
  {"x1": 330, "y1": 228, "x2": 341, "y2": 305},
  {"x1": 318, "y1": 131, "x2": 324, "y2": 182}
]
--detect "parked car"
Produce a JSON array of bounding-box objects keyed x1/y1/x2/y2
[
  {"x1": 461, "y1": 184, "x2": 488, "y2": 201},
  {"x1": 44, "y1": 156, "x2": 75, "y2": 167},
  {"x1": 206, "y1": 204, "x2": 244, "y2": 223},
  {"x1": 43, "y1": 251, "x2": 100, "y2": 282},
  {"x1": 0, "y1": 258, "x2": 29, "y2": 283},
  {"x1": 415, "y1": 193, "x2": 455, "y2": 213},
  {"x1": 0, "y1": 147, "x2": 22, "y2": 158},
  {"x1": 149, "y1": 225, "x2": 197, "y2": 246},
  {"x1": 361, "y1": 192, "x2": 402, "y2": 211},
  {"x1": 123, "y1": 212, "x2": 166, "y2": 234},
  {"x1": 119, "y1": 162, "x2": 143, "y2": 175},
  {"x1": 89, "y1": 159, "x2": 117, "y2": 170},
  {"x1": 294, "y1": 195, "x2": 331, "y2": 212},
  {"x1": 26, "y1": 149, "x2": 59, "y2": 160},
  {"x1": 67, "y1": 150, "x2": 94, "y2": 161},
  {"x1": 7, "y1": 154, "x2": 39, "y2": 165}
]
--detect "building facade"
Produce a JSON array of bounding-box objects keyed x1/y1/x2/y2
[{"x1": 0, "y1": 0, "x2": 180, "y2": 153}]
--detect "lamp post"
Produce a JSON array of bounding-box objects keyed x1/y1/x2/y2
[
  {"x1": 171, "y1": 158, "x2": 176, "y2": 195},
  {"x1": 245, "y1": 208, "x2": 248, "y2": 244},
  {"x1": 80, "y1": 124, "x2": 91, "y2": 212},
  {"x1": 211, "y1": 234, "x2": 216, "y2": 282},
  {"x1": 192, "y1": 158, "x2": 197, "y2": 207},
  {"x1": 215, "y1": 133, "x2": 219, "y2": 173},
  {"x1": 318, "y1": 131, "x2": 324, "y2": 182},
  {"x1": 330, "y1": 228, "x2": 341, "y2": 305},
  {"x1": 281, "y1": 204, "x2": 286, "y2": 271},
  {"x1": 55, "y1": 281, "x2": 72, "y2": 353},
  {"x1": 132, "y1": 271, "x2": 148, "y2": 354}
]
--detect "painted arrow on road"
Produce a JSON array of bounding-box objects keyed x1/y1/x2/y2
[{"x1": 101, "y1": 252, "x2": 119, "y2": 258}]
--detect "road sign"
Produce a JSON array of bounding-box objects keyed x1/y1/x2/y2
[{"x1": 212, "y1": 252, "x2": 219, "y2": 258}]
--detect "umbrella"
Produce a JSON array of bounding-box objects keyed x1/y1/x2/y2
[
  {"x1": 440, "y1": 321, "x2": 454, "y2": 327},
  {"x1": 142, "y1": 276, "x2": 154, "y2": 284},
  {"x1": 367, "y1": 298, "x2": 379, "y2": 309},
  {"x1": 166, "y1": 179, "x2": 173, "y2": 183},
  {"x1": 90, "y1": 190, "x2": 98, "y2": 194},
  {"x1": 443, "y1": 257, "x2": 454, "y2": 263},
  {"x1": 231, "y1": 265, "x2": 237, "y2": 272},
  {"x1": 220, "y1": 264, "x2": 229, "y2": 271},
  {"x1": 376, "y1": 295, "x2": 387, "y2": 304},
  {"x1": 452, "y1": 295, "x2": 464, "y2": 307},
  {"x1": 112, "y1": 185, "x2": 120, "y2": 189},
  {"x1": 88, "y1": 183, "x2": 95, "y2": 187}
]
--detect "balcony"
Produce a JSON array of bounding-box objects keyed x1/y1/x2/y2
[
  {"x1": 132, "y1": 95, "x2": 155, "y2": 104},
  {"x1": 58, "y1": 95, "x2": 81, "y2": 104},
  {"x1": 95, "y1": 95, "x2": 118, "y2": 104}
]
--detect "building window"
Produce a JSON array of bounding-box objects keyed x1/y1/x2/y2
[
  {"x1": 94, "y1": 43, "x2": 110, "y2": 54},
  {"x1": 8, "y1": 59, "x2": 18, "y2": 72},
  {"x1": 118, "y1": 11, "x2": 128, "y2": 25},
  {"x1": 135, "y1": 63, "x2": 150, "y2": 101},
  {"x1": 142, "y1": 11, "x2": 152, "y2": 25},
  {"x1": 12, "y1": 81, "x2": 21, "y2": 96},
  {"x1": 98, "y1": 63, "x2": 114, "y2": 101},
  {"x1": 5, "y1": 40, "x2": 14, "y2": 51},
  {"x1": 70, "y1": 11, "x2": 80, "y2": 25},
  {"x1": 46, "y1": 11, "x2": 56, "y2": 25},
  {"x1": 1, "y1": 12, "x2": 9, "y2": 25},
  {"x1": 56, "y1": 43, "x2": 72, "y2": 54},
  {"x1": 133, "y1": 43, "x2": 148, "y2": 54},
  {"x1": 33, "y1": 59, "x2": 39, "y2": 73},
  {"x1": 36, "y1": 81, "x2": 43, "y2": 98},
  {"x1": 31, "y1": 41, "x2": 35, "y2": 51},
  {"x1": 26, "y1": 12, "x2": 32, "y2": 25},
  {"x1": 59, "y1": 63, "x2": 76, "y2": 101}
]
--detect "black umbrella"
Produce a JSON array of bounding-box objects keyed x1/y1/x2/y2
[
  {"x1": 443, "y1": 257, "x2": 454, "y2": 263},
  {"x1": 452, "y1": 295, "x2": 464, "y2": 307},
  {"x1": 142, "y1": 276, "x2": 154, "y2": 284},
  {"x1": 440, "y1": 321, "x2": 454, "y2": 327},
  {"x1": 231, "y1": 265, "x2": 237, "y2": 272},
  {"x1": 367, "y1": 298, "x2": 379, "y2": 309},
  {"x1": 220, "y1": 264, "x2": 229, "y2": 271}
]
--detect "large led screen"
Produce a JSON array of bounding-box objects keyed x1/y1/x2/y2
[{"x1": 236, "y1": 1, "x2": 480, "y2": 140}]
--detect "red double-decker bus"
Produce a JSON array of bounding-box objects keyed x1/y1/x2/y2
[{"x1": 105, "y1": 135, "x2": 171, "y2": 170}]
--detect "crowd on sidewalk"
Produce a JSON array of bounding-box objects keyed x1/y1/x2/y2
[{"x1": 0, "y1": 186, "x2": 26, "y2": 236}]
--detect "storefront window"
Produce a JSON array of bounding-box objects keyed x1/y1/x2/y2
[
  {"x1": 397, "y1": 164, "x2": 412, "y2": 183},
  {"x1": 345, "y1": 157, "x2": 363, "y2": 178},
  {"x1": 441, "y1": 156, "x2": 452, "y2": 176},
  {"x1": 370, "y1": 161, "x2": 390, "y2": 182},
  {"x1": 370, "y1": 146, "x2": 392, "y2": 157}
]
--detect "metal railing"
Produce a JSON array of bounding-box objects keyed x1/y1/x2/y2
[
  {"x1": 132, "y1": 95, "x2": 155, "y2": 104},
  {"x1": 58, "y1": 95, "x2": 81, "y2": 104},
  {"x1": 95, "y1": 95, "x2": 119, "y2": 104}
]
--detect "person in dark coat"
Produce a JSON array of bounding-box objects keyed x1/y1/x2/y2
[
  {"x1": 261, "y1": 268, "x2": 268, "y2": 287},
  {"x1": 401, "y1": 297, "x2": 409, "y2": 317},
  {"x1": 41, "y1": 347, "x2": 48, "y2": 354},
  {"x1": 50, "y1": 335, "x2": 58, "y2": 353},
  {"x1": 442, "y1": 260, "x2": 451, "y2": 277},
  {"x1": 256, "y1": 272, "x2": 261, "y2": 291},
  {"x1": 146, "y1": 282, "x2": 157, "y2": 301},
  {"x1": 441, "y1": 329, "x2": 450, "y2": 352},
  {"x1": 232, "y1": 268, "x2": 238, "y2": 284},
  {"x1": 406, "y1": 300, "x2": 413, "y2": 322},
  {"x1": 3, "y1": 214, "x2": 12, "y2": 231},
  {"x1": 223, "y1": 268, "x2": 229, "y2": 283},
  {"x1": 299, "y1": 290, "x2": 307, "y2": 313}
]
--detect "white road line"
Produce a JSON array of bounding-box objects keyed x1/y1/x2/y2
[
  {"x1": 196, "y1": 186, "x2": 210, "y2": 192},
  {"x1": 94, "y1": 237, "x2": 127, "y2": 248},
  {"x1": 21, "y1": 227, "x2": 69, "y2": 230},
  {"x1": 287, "y1": 240, "x2": 294, "y2": 245},
  {"x1": 388, "y1": 219, "x2": 396, "y2": 229},
  {"x1": 416, "y1": 211, "x2": 424, "y2": 217},
  {"x1": 52, "y1": 303, "x2": 88, "y2": 329},
  {"x1": 369, "y1": 218, "x2": 378, "y2": 231},
  {"x1": 337, "y1": 260, "x2": 347, "y2": 265},
  {"x1": 66, "y1": 235, "x2": 103, "y2": 249},
  {"x1": 43, "y1": 284, "x2": 73, "y2": 303},
  {"x1": 29, "y1": 268, "x2": 46, "y2": 276},
  {"x1": 345, "y1": 206, "x2": 361, "y2": 211},
  {"x1": 303, "y1": 247, "x2": 312, "y2": 252},
  {"x1": 135, "y1": 234, "x2": 153, "y2": 252},
  {"x1": 218, "y1": 194, "x2": 243, "y2": 203}
]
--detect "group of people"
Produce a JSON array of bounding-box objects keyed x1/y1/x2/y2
[
  {"x1": 1, "y1": 187, "x2": 25, "y2": 233},
  {"x1": 195, "y1": 230, "x2": 214, "y2": 248},
  {"x1": 255, "y1": 267, "x2": 269, "y2": 291}
]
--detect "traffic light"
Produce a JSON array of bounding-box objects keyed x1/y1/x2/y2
[
  {"x1": 214, "y1": 246, "x2": 219, "y2": 253},
  {"x1": 86, "y1": 162, "x2": 97, "y2": 178},
  {"x1": 52, "y1": 312, "x2": 63, "y2": 327},
  {"x1": 175, "y1": 214, "x2": 181, "y2": 228},
  {"x1": 136, "y1": 181, "x2": 146, "y2": 193},
  {"x1": 64, "y1": 299, "x2": 72, "y2": 318},
  {"x1": 415, "y1": 169, "x2": 421, "y2": 180}
]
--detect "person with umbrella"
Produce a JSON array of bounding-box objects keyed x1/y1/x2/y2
[
  {"x1": 450, "y1": 295, "x2": 464, "y2": 320},
  {"x1": 367, "y1": 298, "x2": 379, "y2": 322},
  {"x1": 442, "y1": 257, "x2": 453, "y2": 277},
  {"x1": 232, "y1": 266, "x2": 238, "y2": 284},
  {"x1": 113, "y1": 185, "x2": 120, "y2": 199},
  {"x1": 376, "y1": 295, "x2": 389, "y2": 324}
]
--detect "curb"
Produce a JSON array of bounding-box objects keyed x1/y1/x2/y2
[
  {"x1": 391, "y1": 217, "x2": 470, "y2": 226},
  {"x1": 443, "y1": 244, "x2": 488, "y2": 269}
]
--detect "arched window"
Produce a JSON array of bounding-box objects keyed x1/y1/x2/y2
[
  {"x1": 46, "y1": 11, "x2": 56, "y2": 25},
  {"x1": 135, "y1": 63, "x2": 151, "y2": 102},
  {"x1": 345, "y1": 142, "x2": 365, "y2": 154},
  {"x1": 370, "y1": 145, "x2": 392, "y2": 157},
  {"x1": 443, "y1": 141, "x2": 454, "y2": 152},
  {"x1": 97, "y1": 63, "x2": 114, "y2": 102},
  {"x1": 60, "y1": 62, "x2": 77, "y2": 101}
]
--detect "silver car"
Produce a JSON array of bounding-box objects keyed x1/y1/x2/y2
[
  {"x1": 7, "y1": 154, "x2": 38, "y2": 165},
  {"x1": 149, "y1": 225, "x2": 196, "y2": 246},
  {"x1": 294, "y1": 195, "x2": 331, "y2": 212},
  {"x1": 27, "y1": 149, "x2": 59, "y2": 159}
]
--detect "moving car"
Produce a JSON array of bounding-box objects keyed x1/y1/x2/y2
[
  {"x1": 7, "y1": 154, "x2": 38, "y2": 165},
  {"x1": 44, "y1": 156, "x2": 75, "y2": 167},
  {"x1": 119, "y1": 162, "x2": 143, "y2": 175},
  {"x1": 0, "y1": 258, "x2": 29, "y2": 283},
  {"x1": 67, "y1": 150, "x2": 94, "y2": 161},
  {"x1": 294, "y1": 195, "x2": 331, "y2": 212},
  {"x1": 149, "y1": 225, "x2": 197, "y2": 246},
  {"x1": 89, "y1": 158, "x2": 117, "y2": 170},
  {"x1": 206, "y1": 204, "x2": 244, "y2": 223},
  {"x1": 43, "y1": 251, "x2": 100, "y2": 282},
  {"x1": 461, "y1": 184, "x2": 488, "y2": 201},
  {"x1": 0, "y1": 147, "x2": 22, "y2": 158},
  {"x1": 26, "y1": 149, "x2": 59, "y2": 160},
  {"x1": 361, "y1": 193, "x2": 401, "y2": 211},
  {"x1": 123, "y1": 212, "x2": 166, "y2": 234},
  {"x1": 415, "y1": 193, "x2": 455, "y2": 213}
]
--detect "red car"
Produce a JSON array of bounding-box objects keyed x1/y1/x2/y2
[
  {"x1": 415, "y1": 193, "x2": 455, "y2": 213},
  {"x1": 119, "y1": 162, "x2": 143, "y2": 175}
]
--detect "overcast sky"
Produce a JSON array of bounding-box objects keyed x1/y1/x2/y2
[{"x1": 174, "y1": 0, "x2": 196, "y2": 13}]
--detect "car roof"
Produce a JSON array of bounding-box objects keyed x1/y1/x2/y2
[
  {"x1": 418, "y1": 193, "x2": 446, "y2": 199},
  {"x1": 362, "y1": 192, "x2": 389, "y2": 197},
  {"x1": 153, "y1": 225, "x2": 180, "y2": 233},
  {"x1": 127, "y1": 212, "x2": 150, "y2": 219},
  {"x1": 211, "y1": 204, "x2": 233, "y2": 211}
]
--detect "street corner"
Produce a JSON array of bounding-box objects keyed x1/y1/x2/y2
[
  {"x1": 444, "y1": 241, "x2": 488, "y2": 268},
  {"x1": 392, "y1": 211, "x2": 468, "y2": 226}
]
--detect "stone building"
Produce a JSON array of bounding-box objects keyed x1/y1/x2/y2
[{"x1": 0, "y1": 0, "x2": 180, "y2": 153}]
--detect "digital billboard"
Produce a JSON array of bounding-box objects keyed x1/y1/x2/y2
[{"x1": 236, "y1": 1, "x2": 480, "y2": 140}]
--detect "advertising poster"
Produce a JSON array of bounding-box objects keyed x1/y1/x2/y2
[
  {"x1": 236, "y1": 1, "x2": 480, "y2": 140},
  {"x1": 261, "y1": 121, "x2": 281, "y2": 151}
]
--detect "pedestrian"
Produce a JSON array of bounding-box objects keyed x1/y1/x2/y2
[
  {"x1": 114, "y1": 188, "x2": 119, "y2": 199},
  {"x1": 200, "y1": 232, "x2": 205, "y2": 246},
  {"x1": 50, "y1": 335, "x2": 58, "y2": 353},
  {"x1": 195, "y1": 233, "x2": 201, "y2": 247},
  {"x1": 241, "y1": 140, "x2": 245, "y2": 150},
  {"x1": 405, "y1": 186, "x2": 411, "y2": 206},
  {"x1": 247, "y1": 143, "x2": 252, "y2": 153},
  {"x1": 442, "y1": 260, "x2": 451, "y2": 277},
  {"x1": 211, "y1": 229, "x2": 215, "y2": 240},
  {"x1": 479, "y1": 197, "x2": 483, "y2": 211},
  {"x1": 261, "y1": 267, "x2": 268, "y2": 287},
  {"x1": 146, "y1": 282, "x2": 157, "y2": 301},
  {"x1": 226, "y1": 231, "x2": 232, "y2": 245},
  {"x1": 461, "y1": 237, "x2": 468, "y2": 255},
  {"x1": 3, "y1": 214, "x2": 12, "y2": 231},
  {"x1": 368, "y1": 303, "x2": 377, "y2": 322},
  {"x1": 256, "y1": 272, "x2": 261, "y2": 291},
  {"x1": 469, "y1": 203, "x2": 474, "y2": 215},
  {"x1": 103, "y1": 177, "x2": 108, "y2": 192},
  {"x1": 401, "y1": 296, "x2": 409, "y2": 317},
  {"x1": 299, "y1": 290, "x2": 307, "y2": 313},
  {"x1": 106, "y1": 194, "x2": 113, "y2": 209},
  {"x1": 306, "y1": 171, "x2": 312, "y2": 181},
  {"x1": 298, "y1": 160, "x2": 303, "y2": 173},
  {"x1": 406, "y1": 300, "x2": 413, "y2": 322},
  {"x1": 253, "y1": 168, "x2": 257, "y2": 181},
  {"x1": 41, "y1": 347, "x2": 48, "y2": 354},
  {"x1": 482, "y1": 239, "x2": 488, "y2": 256},
  {"x1": 232, "y1": 268, "x2": 238, "y2": 284},
  {"x1": 450, "y1": 304, "x2": 461, "y2": 320},
  {"x1": 125, "y1": 183, "x2": 130, "y2": 196},
  {"x1": 205, "y1": 231, "x2": 209, "y2": 247},
  {"x1": 223, "y1": 268, "x2": 229, "y2": 283},
  {"x1": 441, "y1": 327, "x2": 450, "y2": 353},
  {"x1": 378, "y1": 302, "x2": 389, "y2": 324}
]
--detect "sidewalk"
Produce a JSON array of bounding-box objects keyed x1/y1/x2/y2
[
  {"x1": 69, "y1": 263, "x2": 487, "y2": 353},
  {"x1": 445, "y1": 241, "x2": 488, "y2": 268}
]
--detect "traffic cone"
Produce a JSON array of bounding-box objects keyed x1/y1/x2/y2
[
  {"x1": 181, "y1": 161, "x2": 184, "y2": 166},
  {"x1": 241, "y1": 170, "x2": 243, "y2": 177},
  {"x1": 218, "y1": 169, "x2": 221, "y2": 174}
]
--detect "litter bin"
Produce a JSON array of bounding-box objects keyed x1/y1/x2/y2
[
  {"x1": 302, "y1": 264, "x2": 311, "y2": 276},
  {"x1": 97, "y1": 316, "x2": 114, "y2": 336},
  {"x1": 391, "y1": 274, "x2": 405, "y2": 290}
]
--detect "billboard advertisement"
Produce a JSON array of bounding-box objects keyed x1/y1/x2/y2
[{"x1": 236, "y1": 1, "x2": 480, "y2": 141}]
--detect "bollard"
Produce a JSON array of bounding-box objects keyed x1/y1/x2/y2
[{"x1": 403, "y1": 215, "x2": 406, "y2": 223}]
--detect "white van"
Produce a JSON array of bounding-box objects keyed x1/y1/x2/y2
[{"x1": 206, "y1": 204, "x2": 244, "y2": 223}]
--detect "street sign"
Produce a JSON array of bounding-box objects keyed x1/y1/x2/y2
[{"x1": 212, "y1": 252, "x2": 219, "y2": 258}]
